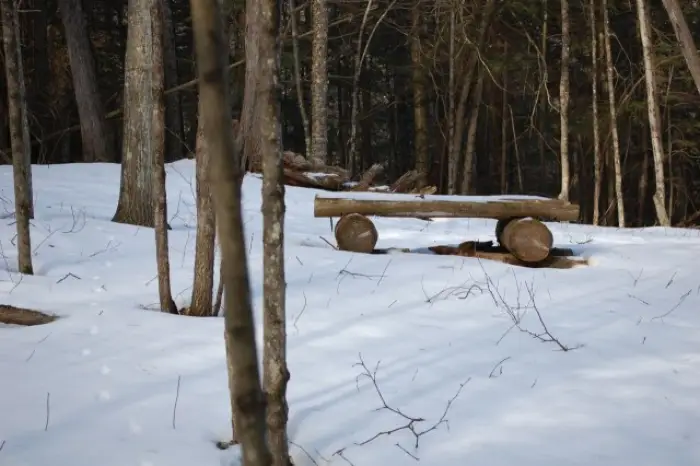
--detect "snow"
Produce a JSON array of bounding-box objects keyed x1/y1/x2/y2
[
  {"x1": 1, "y1": 160, "x2": 700, "y2": 466},
  {"x1": 317, "y1": 190, "x2": 554, "y2": 202}
]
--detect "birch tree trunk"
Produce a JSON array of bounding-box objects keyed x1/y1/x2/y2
[
  {"x1": 113, "y1": 0, "x2": 155, "y2": 227},
  {"x1": 411, "y1": 4, "x2": 429, "y2": 175},
  {"x1": 57, "y1": 0, "x2": 113, "y2": 163},
  {"x1": 602, "y1": 0, "x2": 625, "y2": 227},
  {"x1": 189, "y1": 0, "x2": 271, "y2": 463},
  {"x1": 558, "y1": 0, "x2": 571, "y2": 201},
  {"x1": 152, "y1": 0, "x2": 177, "y2": 314},
  {"x1": 590, "y1": 0, "x2": 602, "y2": 225},
  {"x1": 660, "y1": 0, "x2": 700, "y2": 95},
  {"x1": 310, "y1": 0, "x2": 328, "y2": 163},
  {"x1": 636, "y1": 0, "x2": 670, "y2": 226},
  {"x1": 1, "y1": 0, "x2": 33, "y2": 274}
]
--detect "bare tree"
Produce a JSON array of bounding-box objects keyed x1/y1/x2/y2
[
  {"x1": 189, "y1": 0, "x2": 271, "y2": 464},
  {"x1": 311, "y1": 0, "x2": 328, "y2": 163},
  {"x1": 558, "y1": 0, "x2": 571, "y2": 201},
  {"x1": 259, "y1": 0, "x2": 292, "y2": 462},
  {"x1": 590, "y1": 0, "x2": 602, "y2": 225},
  {"x1": 636, "y1": 0, "x2": 670, "y2": 226},
  {"x1": 461, "y1": 64, "x2": 485, "y2": 195},
  {"x1": 289, "y1": 0, "x2": 310, "y2": 158},
  {"x1": 1, "y1": 0, "x2": 32, "y2": 274},
  {"x1": 152, "y1": 0, "x2": 177, "y2": 314},
  {"x1": 188, "y1": 107, "x2": 217, "y2": 317},
  {"x1": 113, "y1": 0, "x2": 155, "y2": 227},
  {"x1": 660, "y1": 0, "x2": 700, "y2": 95},
  {"x1": 601, "y1": 0, "x2": 625, "y2": 227},
  {"x1": 57, "y1": 0, "x2": 113, "y2": 163},
  {"x1": 411, "y1": 4, "x2": 429, "y2": 175},
  {"x1": 161, "y1": 0, "x2": 185, "y2": 161}
]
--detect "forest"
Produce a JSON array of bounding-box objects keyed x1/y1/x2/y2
[{"x1": 1, "y1": 0, "x2": 699, "y2": 229}]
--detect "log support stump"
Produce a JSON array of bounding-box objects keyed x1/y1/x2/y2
[
  {"x1": 496, "y1": 217, "x2": 553, "y2": 263},
  {"x1": 334, "y1": 213, "x2": 378, "y2": 253}
]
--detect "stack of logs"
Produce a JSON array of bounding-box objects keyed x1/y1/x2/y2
[{"x1": 279, "y1": 152, "x2": 436, "y2": 194}]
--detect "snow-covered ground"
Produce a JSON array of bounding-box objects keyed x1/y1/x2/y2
[{"x1": 1, "y1": 160, "x2": 700, "y2": 466}]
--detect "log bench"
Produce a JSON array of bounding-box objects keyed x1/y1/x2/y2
[{"x1": 313, "y1": 192, "x2": 580, "y2": 264}]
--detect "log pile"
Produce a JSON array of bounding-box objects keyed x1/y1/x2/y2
[{"x1": 276, "y1": 151, "x2": 437, "y2": 194}]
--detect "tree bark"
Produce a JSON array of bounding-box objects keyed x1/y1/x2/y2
[
  {"x1": 660, "y1": 0, "x2": 700, "y2": 95},
  {"x1": 190, "y1": 0, "x2": 271, "y2": 463},
  {"x1": 152, "y1": 0, "x2": 177, "y2": 314},
  {"x1": 558, "y1": 0, "x2": 571, "y2": 201},
  {"x1": 113, "y1": 0, "x2": 155, "y2": 227},
  {"x1": 57, "y1": 0, "x2": 113, "y2": 163},
  {"x1": 310, "y1": 0, "x2": 328, "y2": 163},
  {"x1": 162, "y1": 0, "x2": 185, "y2": 162},
  {"x1": 461, "y1": 64, "x2": 485, "y2": 195},
  {"x1": 289, "y1": 0, "x2": 310, "y2": 159},
  {"x1": 1, "y1": 0, "x2": 33, "y2": 274},
  {"x1": 314, "y1": 195, "x2": 580, "y2": 221},
  {"x1": 635, "y1": 0, "x2": 670, "y2": 225},
  {"x1": 590, "y1": 0, "x2": 602, "y2": 225},
  {"x1": 601, "y1": 0, "x2": 625, "y2": 227},
  {"x1": 188, "y1": 107, "x2": 217, "y2": 317},
  {"x1": 410, "y1": 4, "x2": 428, "y2": 175},
  {"x1": 259, "y1": 0, "x2": 291, "y2": 462}
]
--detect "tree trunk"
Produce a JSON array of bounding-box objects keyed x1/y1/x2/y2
[
  {"x1": 1, "y1": 0, "x2": 33, "y2": 274},
  {"x1": 500, "y1": 41, "x2": 508, "y2": 194},
  {"x1": 310, "y1": 0, "x2": 328, "y2": 163},
  {"x1": 162, "y1": 0, "x2": 185, "y2": 162},
  {"x1": 461, "y1": 64, "x2": 485, "y2": 195},
  {"x1": 448, "y1": 0, "x2": 497, "y2": 194},
  {"x1": 152, "y1": 0, "x2": 177, "y2": 314},
  {"x1": 113, "y1": 0, "x2": 155, "y2": 227},
  {"x1": 591, "y1": 0, "x2": 602, "y2": 226},
  {"x1": 189, "y1": 0, "x2": 271, "y2": 463},
  {"x1": 239, "y1": 0, "x2": 263, "y2": 172},
  {"x1": 602, "y1": 0, "x2": 625, "y2": 227},
  {"x1": 188, "y1": 107, "x2": 217, "y2": 317},
  {"x1": 57, "y1": 0, "x2": 113, "y2": 163},
  {"x1": 558, "y1": 0, "x2": 571, "y2": 201},
  {"x1": 410, "y1": 4, "x2": 428, "y2": 175},
  {"x1": 635, "y1": 0, "x2": 670, "y2": 226},
  {"x1": 289, "y1": 0, "x2": 310, "y2": 159},
  {"x1": 660, "y1": 0, "x2": 700, "y2": 95},
  {"x1": 259, "y1": 0, "x2": 291, "y2": 462}
]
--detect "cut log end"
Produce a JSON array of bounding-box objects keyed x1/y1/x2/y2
[
  {"x1": 498, "y1": 217, "x2": 553, "y2": 263},
  {"x1": 334, "y1": 213, "x2": 378, "y2": 253}
]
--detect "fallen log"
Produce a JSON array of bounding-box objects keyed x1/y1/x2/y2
[
  {"x1": 314, "y1": 193, "x2": 580, "y2": 222},
  {"x1": 284, "y1": 169, "x2": 345, "y2": 191},
  {"x1": 334, "y1": 213, "x2": 378, "y2": 253},
  {"x1": 350, "y1": 163, "x2": 384, "y2": 191},
  {"x1": 496, "y1": 217, "x2": 553, "y2": 263}
]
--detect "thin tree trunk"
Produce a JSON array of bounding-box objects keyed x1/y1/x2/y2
[
  {"x1": 660, "y1": 0, "x2": 700, "y2": 95},
  {"x1": 445, "y1": 8, "x2": 455, "y2": 193},
  {"x1": 539, "y1": 0, "x2": 548, "y2": 180},
  {"x1": 602, "y1": 0, "x2": 625, "y2": 227},
  {"x1": 558, "y1": 0, "x2": 571, "y2": 201},
  {"x1": 289, "y1": 0, "x2": 310, "y2": 158},
  {"x1": 411, "y1": 4, "x2": 428, "y2": 174},
  {"x1": 188, "y1": 105, "x2": 217, "y2": 317},
  {"x1": 448, "y1": 0, "x2": 497, "y2": 194},
  {"x1": 635, "y1": 0, "x2": 670, "y2": 225},
  {"x1": 461, "y1": 64, "x2": 485, "y2": 195},
  {"x1": 1, "y1": 0, "x2": 33, "y2": 274},
  {"x1": 500, "y1": 41, "x2": 508, "y2": 194},
  {"x1": 162, "y1": 0, "x2": 185, "y2": 162},
  {"x1": 152, "y1": 0, "x2": 177, "y2": 314},
  {"x1": 310, "y1": 0, "x2": 328, "y2": 163},
  {"x1": 113, "y1": 0, "x2": 155, "y2": 227},
  {"x1": 591, "y1": 0, "x2": 602, "y2": 225},
  {"x1": 259, "y1": 0, "x2": 291, "y2": 461},
  {"x1": 57, "y1": 0, "x2": 113, "y2": 163},
  {"x1": 189, "y1": 0, "x2": 271, "y2": 463}
]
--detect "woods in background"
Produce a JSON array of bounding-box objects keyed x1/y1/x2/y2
[{"x1": 1, "y1": 0, "x2": 700, "y2": 228}]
